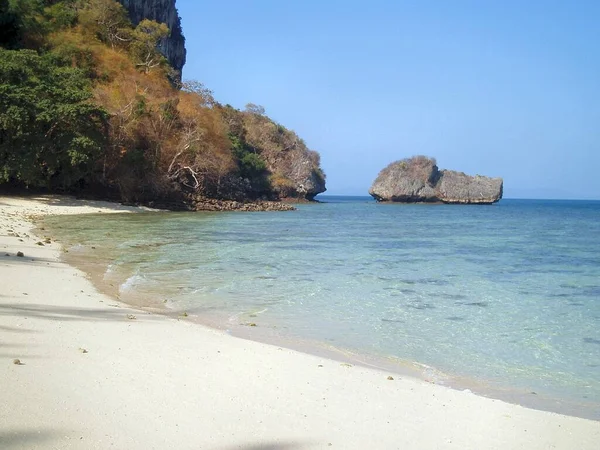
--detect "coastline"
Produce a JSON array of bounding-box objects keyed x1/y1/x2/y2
[{"x1": 1, "y1": 195, "x2": 598, "y2": 449}]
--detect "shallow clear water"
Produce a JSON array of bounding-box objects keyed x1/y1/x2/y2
[{"x1": 43, "y1": 197, "x2": 600, "y2": 417}]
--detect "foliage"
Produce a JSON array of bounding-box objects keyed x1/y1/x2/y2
[
  {"x1": 129, "y1": 19, "x2": 169, "y2": 72},
  {"x1": 77, "y1": 0, "x2": 132, "y2": 47},
  {"x1": 245, "y1": 103, "x2": 265, "y2": 116},
  {"x1": 0, "y1": 48, "x2": 107, "y2": 188},
  {"x1": 0, "y1": 0, "x2": 325, "y2": 204}
]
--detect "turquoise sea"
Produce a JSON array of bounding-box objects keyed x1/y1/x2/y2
[{"x1": 42, "y1": 197, "x2": 600, "y2": 419}]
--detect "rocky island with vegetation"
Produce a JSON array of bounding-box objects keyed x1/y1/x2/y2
[
  {"x1": 0, "y1": 0, "x2": 326, "y2": 211},
  {"x1": 369, "y1": 156, "x2": 503, "y2": 204}
]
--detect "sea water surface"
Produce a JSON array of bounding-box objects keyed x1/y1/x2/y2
[{"x1": 42, "y1": 197, "x2": 600, "y2": 418}]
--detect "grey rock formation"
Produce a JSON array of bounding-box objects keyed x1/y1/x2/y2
[
  {"x1": 295, "y1": 168, "x2": 327, "y2": 200},
  {"x1": 436, "y1": 170, "x2": 504, "y2": 204},
  {"x1": 369, "y1": 156, "x2": 502, "y2": 204},
  {"x1": 118, "y1": 0, "x2": 186, "y2": 79}
]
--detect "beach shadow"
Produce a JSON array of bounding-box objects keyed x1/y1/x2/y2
[
  {"x1": 0, "y1": 303, "x2": 158, "y2": 323},
  {"x1": 9, "y1": 194, "x2": 151, "y2": 212},
  {"x1": 0, "y1": 428, "x2": 63, "y2": 449},
  {"x1": 0, "y1": 254, "x2": 63, "y2": 267}
]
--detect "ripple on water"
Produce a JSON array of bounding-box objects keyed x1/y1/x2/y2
[
  {"x1": 439, "y1": 293, "x2": 468, "y2": 300},
  {"x1": 456, "y1": 301, "x2": 489, "y2": 308},
  {"x1": 407, "y1": 302, "x2": 436, "y2": 310},
  {"x1": 381, "y1": 318, "x2": 404, "y2": 324}
]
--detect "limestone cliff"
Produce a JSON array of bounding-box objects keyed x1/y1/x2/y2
[
  {"x1": 369, "y1": 156, "x2": 503, "y2": 204},
  {"x1": 118, "y1": 0, "x2": 186, "y2": 78}
]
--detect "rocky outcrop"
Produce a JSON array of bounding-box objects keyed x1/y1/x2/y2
[
  {"x1": 118, "y1": 0, "x2": 186, "y2": 79},
  {"x1": 369, "y1": 156, "x2": 503, "y2": 204},
  {"x1": 190, "y1": 198, "x2": 296, "y2": 212},
  {"x1": 138, "y1": 197, "x2": 296, "y2": 211},
  {"x1": 269, "y1": 148, "x2": 326, "y2": 200},
  {"x1": 436, "y1": 170, "x2": 504, "y2": 204},
  {"x1": 237, "y1": 109, "x2": 327, "y2": 201}
]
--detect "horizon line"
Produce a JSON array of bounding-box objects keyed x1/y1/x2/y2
[{"x1": 316, "y1": 194, "x2": 600, "y2": 201}]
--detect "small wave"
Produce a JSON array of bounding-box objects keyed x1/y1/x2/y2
[
  {"x1": 228, "y1": 311, "x2": 244, "y2": 323},
  {"x1": 420, "y1": 365, "x2": 448, "y2": 385},
  {"x1": 103, "y1": 263, "x2": 123, "y2": 278},
  {"x1": 103, "y1": 264, "x2": 117, "y2": 281},
  {"x1": 228, "y1": 308, "x2": 269, "y2": 323},
  {"x1": 119, "y1": 274, "x2": 147, "y2": 294}
]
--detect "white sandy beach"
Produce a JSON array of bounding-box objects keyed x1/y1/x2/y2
[{"x1": 0, "y1": 195, "x2": 598, "y2": 449}]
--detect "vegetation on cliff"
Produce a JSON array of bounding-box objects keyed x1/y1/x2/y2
[{"x1": 0, "y1": 0, "x2": 326, "y2": 208}]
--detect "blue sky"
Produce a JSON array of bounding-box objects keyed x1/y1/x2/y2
[{"x1": 177, "y1": 0, "x2": 599, "y2": 199}]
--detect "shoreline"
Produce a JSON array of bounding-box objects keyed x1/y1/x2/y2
[
  {"x1": 1, "y1": 194, "x2": 599, "y2": 449},
  {"x1": 43, "y1": 207, "x2": 600, "y2": 421},
  {"x1": 63, "y1": 242, "x2": 600, "y2": 421}
]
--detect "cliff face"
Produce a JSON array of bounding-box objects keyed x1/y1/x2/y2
[
  {"x1": 231, "y1": 108, "x2": 327, "y2": 201},
  {"x1": 118, "y1": 0, "x2": 186, "y2": 78},
  {"x1": 369, "y1": 156, "x2": 503, "y2": 204},
  {"x1": 436, "y1": 170, "x2": 504, "y2": 204},
  {"x1": 267, "y1": 147, "x2": 326, "y2": 200}
]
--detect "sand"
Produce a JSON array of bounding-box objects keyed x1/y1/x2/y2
[{"x1": 0, "y1": 194, "x2": 598, "y2": 449}]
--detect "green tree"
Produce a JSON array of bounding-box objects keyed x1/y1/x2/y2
[
  {"x1": 77, "y1": 0, "x2": 131, "y2": 47},
  {"x1": 0, "y1": 48, "x2": 108, "y2": 189},
  {"x1": 229, "y1": 132, "x2": 270, "y2": 194},
  {"x1": 4, "y1": 0, "x2": 48, "y2": 48},
  {"x1": 130, "y1": 19, "x2": 169, "y2": 73}
]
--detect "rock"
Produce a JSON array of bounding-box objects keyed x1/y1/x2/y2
[
  {"x1": 387, "y1": 376, "x2": 394, "y2": 380},
  {"x1": 190, "y1": 198, "x2": 297, "y2": 212},
  {"x1": 12, "y1": 358, "x2": 24, "y2": 365},
  {"x1": 436, "y1": 170, "x2": 504, "y2": 204},
  {"x1": 118, "y1": 0, "x2": 186, "y2": 80},
  {"x1": 16, "y1": 251, "x2": 24, "y2": 257},
  {"x1": 369, "y1": 156, "x2": 503, "y2": 204},
  {"x1": 268, "y1": 150, "x2": 327, "y2": 200}
]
